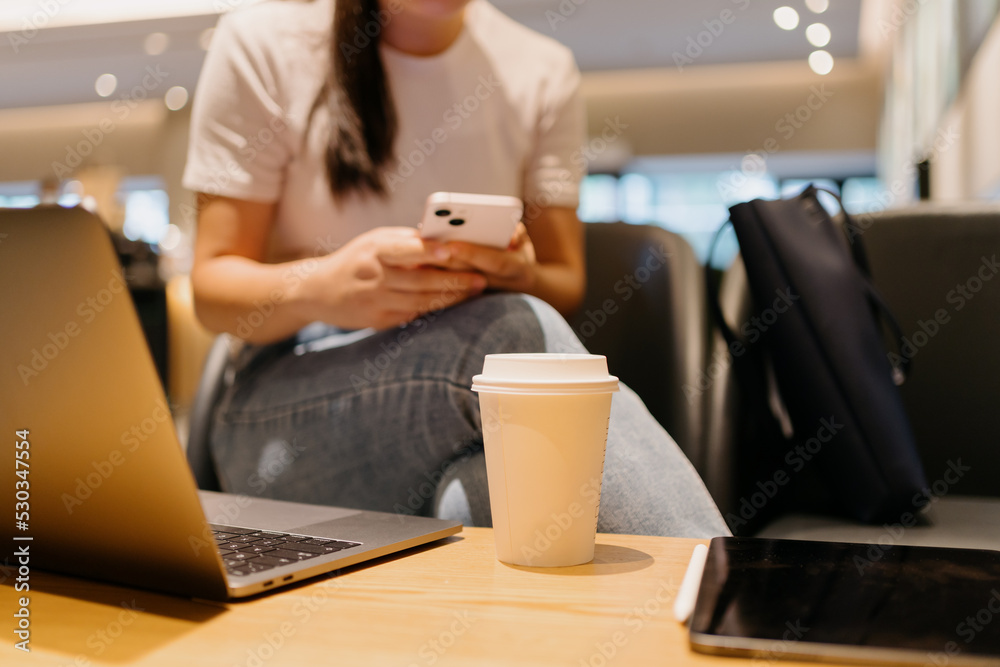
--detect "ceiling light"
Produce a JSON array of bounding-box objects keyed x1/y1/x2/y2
[
  {"x1": 806, "y1": 23, "x2": 831, "y2": 47},
  {"x1": 165, "y1": 86, "x2": 190, "y2": 111},
  {"x1": 159, "y1": 224, "x2": 182, "y2": 251},
  {"x1": 144, "y1": 32, "x2": 169, "y2": 56},
  {"x1": 808, "y1": 50, "x2": 834, "y2": 75},
  {"x1": 95, "y1": 73, "x2": 117, "y2": 97},
  {"x1": 805, "y1": 0, "x2": 830, "y2": 13},
  {"x1": 773, "y1": 7, "x2": 800, "y2": 31},
  {"x1": 199, "y1": 27, "x2": 215, "y2": 51}
]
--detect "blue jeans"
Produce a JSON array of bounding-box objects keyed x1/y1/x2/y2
[{"x1": 211, "y1": 294, "x2": 729, "y2": 538}]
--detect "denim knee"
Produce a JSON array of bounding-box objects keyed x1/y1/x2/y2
[{"x1": 428, "y1": 293, "x2": 548, "y2": 367}]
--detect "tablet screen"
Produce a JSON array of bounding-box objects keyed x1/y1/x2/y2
[{"x1": 689, "y1": 537, "x2": 1000, "y2": 666}]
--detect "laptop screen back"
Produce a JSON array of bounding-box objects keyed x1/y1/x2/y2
[{"x1": 0, "y1": 207, "x2": 227, "y2": 599}]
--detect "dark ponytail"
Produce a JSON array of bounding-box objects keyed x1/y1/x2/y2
[{"x1": 315, "y1": 0, "x2": 397, "y2": 197}]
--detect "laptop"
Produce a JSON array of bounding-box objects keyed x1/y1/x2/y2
[{"x1": 0, "y1": 206, "x2": 461, "y2": 600}]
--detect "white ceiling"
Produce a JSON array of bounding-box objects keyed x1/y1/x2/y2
[
  {"x1": 0, "y1": 0, "x2": 234, "y2": 31},
  {"x1": 0, "y1": 0, "x2": 862, "y2": 110},
  {"x1": 492, "y1": 0, "x2": 861, "y2": 70}
]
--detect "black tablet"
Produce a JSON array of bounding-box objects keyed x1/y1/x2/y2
[{"x1": 689, "y1": 537, "x2": 1000, "y2": 666}]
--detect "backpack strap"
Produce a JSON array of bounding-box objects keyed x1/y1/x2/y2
[
  {"x1": 811, "y1": 185, "x2": 911, "y2": 384},
  {"x1": 706, "y1": 221, "x2": 739, "y2": 348}
]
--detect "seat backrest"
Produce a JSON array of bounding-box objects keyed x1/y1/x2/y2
[
  {"x1": 860, "y1": 204, "x2": 1000, "y2": 495},
  {"x1": 701, "y1": 255, "x2": 754, "y2": 520},
  {"x1": 570, "y1": 222, "x2": 708, "y2": 461},
  {"x1": 185, "y1": 334, "x2": 235, "y2": 491}
]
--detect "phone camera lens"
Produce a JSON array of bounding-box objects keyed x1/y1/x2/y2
[
  {"x1": 448, "y1": 218, "x2": 465, "y2": 226},
  {"x1": 435, "y1": 209, "x2": 451, "y2": 217}
]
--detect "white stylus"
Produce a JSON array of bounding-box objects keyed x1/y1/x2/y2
[{"x1": 673, "y1": 543, "x2": 709, "y2": 624}]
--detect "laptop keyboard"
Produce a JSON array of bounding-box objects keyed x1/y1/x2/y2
[{"x1": 210, "y1": 524, "x2": 362, "y2": 577}]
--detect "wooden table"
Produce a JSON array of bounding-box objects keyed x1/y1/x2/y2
[{"x1": 1, "y1": 528, "x2": 861, "y2": 666}]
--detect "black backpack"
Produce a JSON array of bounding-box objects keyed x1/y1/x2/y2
[{"x1": 709, "y1": 185, "x2": 927, "y2": 532}]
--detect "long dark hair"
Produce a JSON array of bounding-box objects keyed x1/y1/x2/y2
[{"x1": 313, "y1": 0, "x2": 397, "y2": 197}]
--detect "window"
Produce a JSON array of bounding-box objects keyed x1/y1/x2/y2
[
  {"x1": 0, "y1": 181, "x2": 40, "y2": 208},
  {"x1": 121, "y1": 184, "x2": 170, "y2": 245},
  {"x1": 577, "y1": 166, "x2": 888, "y2": 269},
  {"x1": 578, "y1": 174, "x2": 618, "y2": 223},
  {"x1": 0, "y1": 175, "x2": 179, "y2": 250}
]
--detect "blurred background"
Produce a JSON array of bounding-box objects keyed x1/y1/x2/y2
[{"x1": 2, "y1": 0, "x2": 997, "y2": 270}]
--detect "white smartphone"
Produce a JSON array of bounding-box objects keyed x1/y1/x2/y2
[{"x1": 418, "y1": 192, "x2": 523, "y2": 249}]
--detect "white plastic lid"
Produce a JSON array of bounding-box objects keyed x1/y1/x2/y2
[{"x1": 471, "y1": 353, "x2": 620, "y2": 395}]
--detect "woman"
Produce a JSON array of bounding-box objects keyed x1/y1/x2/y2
[{"x1": 183, "y1": 0, "x2": 728, "y2": 537}]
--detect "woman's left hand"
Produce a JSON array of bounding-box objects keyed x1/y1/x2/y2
[
  {"x1": 440, "y1": 222, "x2": 538, "y2": 294},
  {"x1": 426, "y1": 206, "x2": 584, "y2": 317}
]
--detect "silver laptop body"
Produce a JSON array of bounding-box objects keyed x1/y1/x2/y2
[{"x1": 0, "y1": 206, "x2": 461, "y2": 600}]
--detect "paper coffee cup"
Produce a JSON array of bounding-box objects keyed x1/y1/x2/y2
[{"x1": 471, "y1": 354, "x2": 619, "y2": 567}]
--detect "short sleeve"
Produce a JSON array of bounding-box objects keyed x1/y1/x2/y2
[
  {"x1": 521, "y1": 58, "x2": 586, "y2": 210},
  {"x1": 182, "y1": 12, "x2": 293, "y2": 202}
]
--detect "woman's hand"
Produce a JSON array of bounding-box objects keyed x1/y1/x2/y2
[
  {"x1": 297, "y1": 226, "x2": 488, "y2": 330},
  {"x1": 442, "y1": 223, "x2": 539, "y2": 295},
  {"x1": 439, "y1": 206, "x2": 586, "y2": 318},
  {"x1": 192, "y1": 193, "x2": 490, "y2": 341},
  {"x1": 192, "y1": 195, "x2": 583, "y2": 343}
]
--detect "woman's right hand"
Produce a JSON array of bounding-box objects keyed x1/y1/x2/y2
[
  {"x1": 297, "y1": 226, "x2": 488, "y2": 330},
  {"x1": 193, "y1": 196, "x2": 489, "y2": 342}
]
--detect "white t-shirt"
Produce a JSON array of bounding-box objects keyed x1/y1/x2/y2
[{"x1": 183, "y1": 0, "x2": 585, "y2": 263}]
